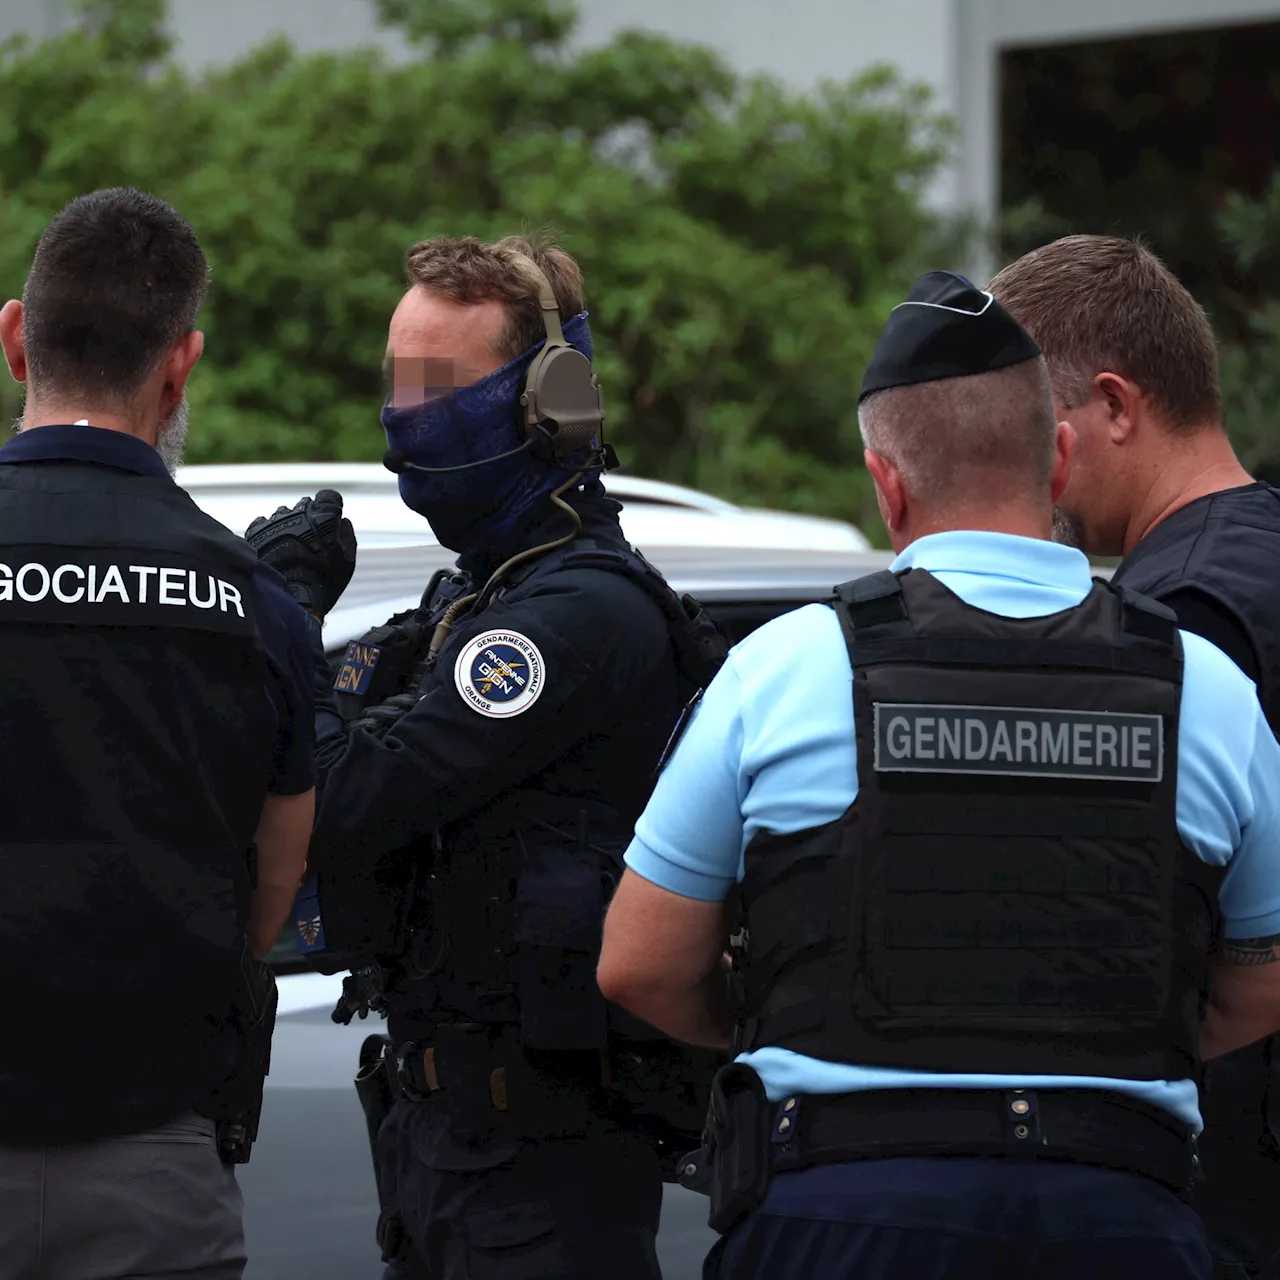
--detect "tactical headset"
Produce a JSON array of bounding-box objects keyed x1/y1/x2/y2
[{"x1": 383, "y1": 256, "x2": 613, "y2": 479}]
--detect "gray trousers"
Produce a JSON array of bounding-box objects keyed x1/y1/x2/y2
[{"x1": 0, "y1": 1112, "x2": 245, "y2": 1280}]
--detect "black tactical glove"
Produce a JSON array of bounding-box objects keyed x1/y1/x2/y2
[{"x1": 245, "y1": 489, "x2": 357, "y2": 618}]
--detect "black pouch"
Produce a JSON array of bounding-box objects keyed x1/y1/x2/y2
[
  {"x1": 435, "y1": 1023, "x2": 503, "y2": 1142},
  {"x1": 707, "y1": 1063, "x2": 772, "y2": 1235},
  {"x1": 354, "y1": 1034, "x2": 394, "y2": 1200}
]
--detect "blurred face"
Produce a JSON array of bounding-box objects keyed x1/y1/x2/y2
[
  {"x1": 384, "y1": 287, "x2": 508, "y2": 409},
  {"x1": 1049, "y1": 390, "x2": 1131, "y2": 558}
]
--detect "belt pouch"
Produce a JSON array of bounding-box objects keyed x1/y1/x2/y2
[
  {"x1": 434, "y1": 1024, "x2": 499, "y2": 1141},
  {"x1": 707, "y1": 1063, "x2": 772, "y2": 1235}
]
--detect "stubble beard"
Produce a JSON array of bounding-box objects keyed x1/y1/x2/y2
[
  {"x1": 1051, "y1": 505, "x2": 1086, "y2": 549},
  {"x1": 155, "y1": 393, "x2": 190, "y2": 475}
]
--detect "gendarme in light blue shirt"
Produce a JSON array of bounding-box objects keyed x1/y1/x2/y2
[{"x1": 624, "y1": 530, "x2": 1280, "y2": 1133}]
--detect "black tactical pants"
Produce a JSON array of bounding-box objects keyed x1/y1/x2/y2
[{"x1": 376, "y1": 1094, "x2": 664, "y2": 1279}]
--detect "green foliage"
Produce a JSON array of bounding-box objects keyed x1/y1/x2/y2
[
  {"x1": 1216, "y1": 176, "x2": 1280, "y2": 474},
  {"x1": 0, "y1": 0, "x2": 963, "y2": 538}
]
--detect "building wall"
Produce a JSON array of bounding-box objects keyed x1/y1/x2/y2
[{"x1": 0, "y1": 0, "x2": 66, "y2": 42}]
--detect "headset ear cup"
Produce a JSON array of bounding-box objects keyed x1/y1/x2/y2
[{"x1": 523, "y1": 346, "x2": 605, "y2": 459}]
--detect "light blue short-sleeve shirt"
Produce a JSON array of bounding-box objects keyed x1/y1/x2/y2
[{"x1": 624, "y1": 530, "x2": 1280, "y2": 1133}]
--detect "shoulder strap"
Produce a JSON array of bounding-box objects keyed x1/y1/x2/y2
[
  {"x1": 1115, "y1": 582, "x2": 1179, "y2": 649},
  {"x1": 831, "y1": 569, "x2": 914, "y2": 659},
  {"x1": 833, "y1": 569, "x2": 1180, "y2": 680},
  {"x1": 512, "y1": 539, "x2": 728, "y2": 692}
]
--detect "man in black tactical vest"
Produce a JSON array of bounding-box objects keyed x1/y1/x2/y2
[
  {"x1": 598, "y1": 271, "x2": 1280, "y2": 1280},
  {"x1": 245, "y1": 232, "x2": 727, "y2": 1279},
  {"x1": 0, "y1": 189, "x2": 316, "y2": 1280},
  {"x1": 993, "y1": 236, "x2": 1280, "y2": 1280}
]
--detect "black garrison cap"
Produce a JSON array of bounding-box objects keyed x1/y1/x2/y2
[{"x1": 858, "y1": 270, "x2": 1042, "y2": 403}]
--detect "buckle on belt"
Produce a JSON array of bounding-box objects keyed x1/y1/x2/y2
[
  {"x1": 392, "y1": 1039, "x2": 509, "y2": 1112},
  {"x1": 394, "y1": 1043, "x2": 440, "y2": 1101}
]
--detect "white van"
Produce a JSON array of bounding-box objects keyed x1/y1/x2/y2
[{"x1": 176, "y1": 462, "x2": 888, "y2": 649}]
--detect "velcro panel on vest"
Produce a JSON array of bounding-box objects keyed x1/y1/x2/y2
[{"x1": 331, "y1": 613, "x2": 428, "y2": 719}]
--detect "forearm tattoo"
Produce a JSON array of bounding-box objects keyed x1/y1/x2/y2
[{"x1": 1220, "y1": 935, "x2": 1280, "y2": 965}]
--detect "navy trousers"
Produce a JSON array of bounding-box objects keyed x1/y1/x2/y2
[
  {"x1": 1195, "y1": 1039, "x2": 1280, "y2": 1278},
  {"x1": 376, "y1": 1095, "x2": 664, "y2": 1279},
  {"x1": 704, "y1": 1156, "x2": 1213, "y2": 1280}
]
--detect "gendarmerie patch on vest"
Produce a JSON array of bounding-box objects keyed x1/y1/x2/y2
[
  {"x1": 873, "y1": 702, "x2": 1164, "y2": 782},
  {"x1": 333, "y1": 640, "x2": 382, "y2": 696}
]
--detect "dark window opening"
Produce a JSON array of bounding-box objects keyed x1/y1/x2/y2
[{"x1": 998, "y1": 20, "x2": 1280, "y2": 345}]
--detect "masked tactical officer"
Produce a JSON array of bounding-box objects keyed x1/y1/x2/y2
[
  {"x1": 245, "y1": 233, "x2": 725, "y2": 1279},
  {"x1": 992, "y1": 237, "x2": 1280, "y2": 1280},
  {"x1": 0, "y1": 189, "x2": 315, "y2": 1278},
  {"x1": 598, "y1": 272, "x2": 1280, "y2": 1280}
]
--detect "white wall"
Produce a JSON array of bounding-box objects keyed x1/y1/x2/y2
[
  {"x1": 571, "y1": 0, "x2": 953, "y2": 95},
  {"x1": 168, "y1": 0, "x2": 404, "y2": 69},
  {"x1": 0, "y1": 0, "x2": 66, "y2": 43}
]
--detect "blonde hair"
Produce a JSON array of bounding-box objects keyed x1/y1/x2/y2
[{"x1": 404, "y1": 230, "x2": 586, "y2": 360}]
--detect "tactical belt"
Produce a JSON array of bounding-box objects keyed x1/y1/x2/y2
[
  {"x1": 387, "y1": 1028, "x2": 610, "y2": 1138},
  {"x1": 771, "y1": 1087, "x2": 1200, "y2": 1195}
]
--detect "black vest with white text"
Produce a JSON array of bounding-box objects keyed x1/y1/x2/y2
[
  {"x1": 736, "y1": 568, "x2": 1223, "y2": 1087},
  {"x1": 0, "y1": 457, "x2": 276, "y2": 1143}
]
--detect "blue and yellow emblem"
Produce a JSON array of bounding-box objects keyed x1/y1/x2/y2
[
  {"x1": 333, "y1": 640, "x2": 382, "y2": 696},
  {"x1": 453, "y1": 629, "x2": 546, "y2": 719}
]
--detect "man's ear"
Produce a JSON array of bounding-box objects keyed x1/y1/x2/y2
[
  {"x1": 159, "y1": 330, "x2": 204, "y2": 410},
  {"x1": 0, "y1": 300, "x2": 27, "y2": 384},
  {"x1": 1094, "y1": 371, "x2": 1142, "y2": 445},
  {"x1": 864, "y1": 448, "x2": 907, "y2": 533},
  {"x1": 1049, "y1": 420, "x2": 1076, "y2": 505}
]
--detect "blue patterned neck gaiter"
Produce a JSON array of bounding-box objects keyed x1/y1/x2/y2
[{"x1": 380, "y1": 311, "x2": 602, "y2": 562}]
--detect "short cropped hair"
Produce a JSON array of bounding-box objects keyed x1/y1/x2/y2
[
  {"x1": 989, "y1": 235, "x2": 1220, "y2": 430},
  {"x1": 22, "y1": 188, "x2": 208, "y2": 402},
  {"x1": 858, "y1": 358, "x2": 1058, "y2": 505},
  {"x1": 404, "y1": 230, "x2": 587, "y2": 362}
]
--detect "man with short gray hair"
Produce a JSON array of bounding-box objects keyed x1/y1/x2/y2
[{"x1": 599, "y1": 270, "x2": 1280, "y2": 1280}]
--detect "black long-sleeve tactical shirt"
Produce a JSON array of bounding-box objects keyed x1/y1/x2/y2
[{"x1": 306, "y1": 495, "x2": 681, "y2": 869}]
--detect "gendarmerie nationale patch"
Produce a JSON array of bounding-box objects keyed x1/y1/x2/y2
[
  {"x1": 873, "y1": 703, "x2": 1164, "y2": 783},
  {"x1": 332, "y1": 640, "x2": 382, "y2": 695},
  {"x1": 454, "y1": 630, "x2": 545, "y2": 719}
]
